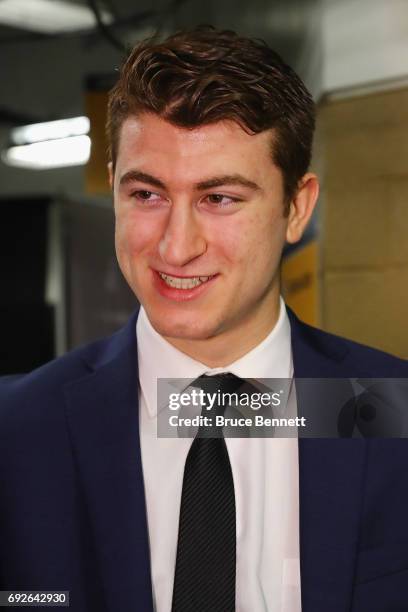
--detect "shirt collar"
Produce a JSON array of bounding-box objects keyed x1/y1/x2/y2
[{"x1": 137, "y1": 297, "x2": 292, "y2": 419}]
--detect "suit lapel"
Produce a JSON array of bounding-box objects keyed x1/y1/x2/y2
[
  {"x1": 288, "y1": 307, "x2": 367, "y2": 612},
  {"x1": 63, "y1": 311, "x2": 153, "y2": 612}
]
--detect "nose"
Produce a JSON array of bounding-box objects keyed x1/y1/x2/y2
[{"x1": 158, "y1": 201, "x2": 207, "y2": 267}]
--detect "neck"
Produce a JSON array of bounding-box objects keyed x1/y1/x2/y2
[{"x1": 164, "y1": 297, "x2": 282, "y2": 368}]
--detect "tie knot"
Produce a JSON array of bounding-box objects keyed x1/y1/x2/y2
[
  {"x1": 194, "y1": 372, "x2": 243, "y2": 392},
  {"x1": 189, "y1": 373, "x2": 245, "y2": 437}
]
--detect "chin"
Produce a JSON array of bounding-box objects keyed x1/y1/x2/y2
[{"x1": 147, "y1": 310, "x2": 218, "y2": 342}]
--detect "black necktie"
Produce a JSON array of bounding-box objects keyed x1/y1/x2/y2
[{"x1": 171, "y1": 373, "x2": 243, "y2": 612}]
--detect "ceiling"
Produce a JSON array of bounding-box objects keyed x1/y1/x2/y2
[{"x1": 0, "y1": 0, "x2": 167, "y2": 41}]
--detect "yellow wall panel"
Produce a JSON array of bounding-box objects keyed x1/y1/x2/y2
[{"x1": 281, "y1": 240, "x2": 320, "y2": 327}]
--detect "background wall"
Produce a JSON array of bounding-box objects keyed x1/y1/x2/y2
[
  {"x1": 317, "y1": 0, "x2": 408, "y2": 358},
  {"x1": 319, "y1": 87, "x2": 408, "y2": 359},
  {"x1": 323, "y1": 0, "x2": 408, "y2": 92}
]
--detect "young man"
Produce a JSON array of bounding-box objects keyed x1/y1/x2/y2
[{"x1": 1, "y1": 27, "x2": 407, "y2": 612}]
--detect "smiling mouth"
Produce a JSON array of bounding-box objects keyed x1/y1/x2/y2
[{"x1": 158, "y1": 272, "x2": 216, "y2": 289}]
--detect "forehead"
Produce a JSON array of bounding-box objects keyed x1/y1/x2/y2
[{"x1": 115, "y1": 113, "x2": 277, "y2": 181}]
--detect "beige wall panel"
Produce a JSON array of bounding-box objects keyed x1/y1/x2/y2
[
  {"x1": 387, "y1": 178, "x2": 408, "y2": 263},
  {"x1": 323, "y1": 269, "x2": 408, "y2": 359},
  {"x1": 322, "y1": 88, "x2": 408, "y2": 134},
  {"x1": 324, "y1": 132, "x2": 408, "y2": 186},
  {"x1": 320, "y1": 89, "x2": 408, "y2": 187},
  {"x1": 322, "y1": 177, "x2": 408, "y2": 269},
  {"x1": 320, "y1": 86, "x2": 408, "y2": 358}
]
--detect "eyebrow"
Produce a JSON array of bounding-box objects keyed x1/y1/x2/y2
[
  {"x1": 119, "y1": 170, "x2": 166, "y2": 189},
  {"x1": 119, "y1": 170, "x2": 261, "y2": 192}
]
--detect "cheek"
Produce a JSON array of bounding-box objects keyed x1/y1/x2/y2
[
  {"x1": 114, "y1": 209, "x2": 158, "y2": 258},
  {"x1": 222, "y1": 210, "x2": 286, "y2": 272}
]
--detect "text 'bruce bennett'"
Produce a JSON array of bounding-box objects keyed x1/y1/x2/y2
[{"x1": 169, "y1": 415, "x2": 307, "y2": 428}]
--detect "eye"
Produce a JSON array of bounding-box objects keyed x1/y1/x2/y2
[
  {"x1": 203, "y1": 193, "x2": 241, "y2": 208},
  {"x1": 131, "y1": 190, "x2": 164, "y2": 205}
]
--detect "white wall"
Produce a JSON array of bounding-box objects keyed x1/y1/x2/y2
[{"x1": 323, "y1": 0, "x2": 408, "y2": 93}]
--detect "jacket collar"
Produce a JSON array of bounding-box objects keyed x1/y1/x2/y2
[{"x1": 286, "y1": 306, "x2": 350, "y2": 378}]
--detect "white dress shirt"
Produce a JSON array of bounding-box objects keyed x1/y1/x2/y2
[{"x1": 137, "y1": 298, "x2": 301, "y2": 612}]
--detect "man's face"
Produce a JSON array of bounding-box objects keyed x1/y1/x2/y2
[{"x1": 112, "y1": 113, "x2": 308, "y2": 349}]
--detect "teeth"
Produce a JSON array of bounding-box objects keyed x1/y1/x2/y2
[{"x1": 159, "y1": 272, "x2": 212, "y2": 289}]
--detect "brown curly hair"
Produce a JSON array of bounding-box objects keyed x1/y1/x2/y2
[{"x1": 106, "y1": 26, "x2": 315, "y2": 206}]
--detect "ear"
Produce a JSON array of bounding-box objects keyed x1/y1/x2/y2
[
  {"x1": 108, "y1": 161, "x2": 114, "y2": 190},
  {"x1": 286, "y1": 173, "x2": 319, "y2": 244}
]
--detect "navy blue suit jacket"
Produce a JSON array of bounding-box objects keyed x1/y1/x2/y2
[{"x1": 1, "y1": 306, "x2": 407, "y2": 612}]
